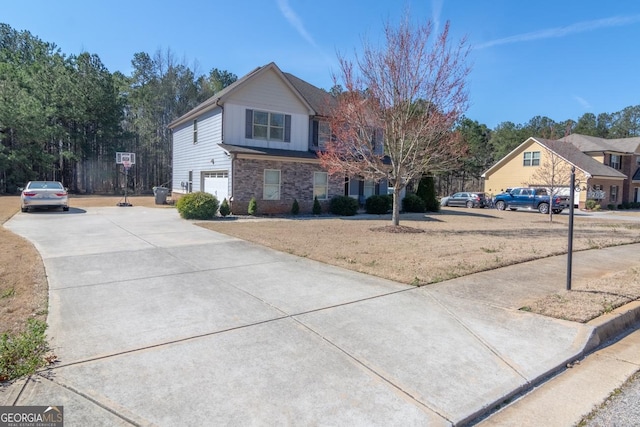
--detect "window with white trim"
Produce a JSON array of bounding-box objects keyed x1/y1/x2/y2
[
  {"x1": 263, "y1": 169, "x2": 281, "y2": 200},
  {"x1": 610, "y1": 185, "x2": 618, "y2": 203},
  {"x1": 610, "y1": 154, "x2": 621, "y2": 170},
  {"x1": 193, "y1": 119, "x2": 198, "y2": 144},
  {"x1": 523, "y1": 151, "x2": 540, "y2": 166},
  {"x1": 364, "y1": 179, "x2": 375, "y2": 198},
  {"x1": 313, "y1": 172, "x2": 329, "y2": 200},
  {"x1": 246, "y1": 110, "x2": 290, "y2": 142}
]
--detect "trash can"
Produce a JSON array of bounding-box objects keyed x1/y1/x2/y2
[{"x1": 154, "y1": 187, "x2": 169, "y2": 205}]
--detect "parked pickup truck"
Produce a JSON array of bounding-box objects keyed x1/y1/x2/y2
[{"x1": 493, "y1": 187, "x2": 570, "y2": 214}]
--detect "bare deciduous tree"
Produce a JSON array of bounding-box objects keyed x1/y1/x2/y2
[
  {"x1": 318, "y1": 13, "x2": 471, "y2": 226},
  {"x1": 524, "y1": 132, "x2": 585, "y2": 222}
]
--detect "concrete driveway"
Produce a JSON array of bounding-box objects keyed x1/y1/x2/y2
[{"x1": 3, "y1": 207, "x2": 638, "y2": 426}]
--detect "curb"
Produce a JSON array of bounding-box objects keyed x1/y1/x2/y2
[
  {"x1": 584, "y1": 300, "x2": 640, "y2": 353},
  {"x1": 471, "y1": 300, "x2": 640, "y2": 426}
]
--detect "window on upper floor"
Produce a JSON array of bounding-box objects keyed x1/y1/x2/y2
[
  {"x1": 263, "y1": 169, "x2": 281, "y2": 200},
  {"x1": 313, "y1": 172, "x2": 329, "y2": 200},
  {"x1": 246, "y1": 110, "x2": 291, "y2": 142},
  {"x1": 311, "y1": 120, "x2": 331, "y2": 148},
  {"x1": 193, "y1": 119, "x2": 198, "y2": 144},
  {"x1": 523, "y1": 151, "x2": 540, "y2": 166},
  {"x1": 610, "y1": 154, "x2": 621, "y2": 170}
]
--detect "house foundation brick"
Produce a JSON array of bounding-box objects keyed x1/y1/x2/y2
[{"x1": 231, "y1": 158, "x2": 343, "y2": 215}]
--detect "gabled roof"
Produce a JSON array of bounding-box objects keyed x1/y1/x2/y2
[
  {"x1": 563, "y1": 133, "x2": 640, "y2": 154},
  {"x1": 482, "y1": 137, "x2": 626, "y2": 179},
  {"x1": 168, "y1": 62, "x2": 324, "y2": 129},
  {"x1": 283, "y1": 72, "x2": 335, "y2": 116},
  {"x1": 535, "y1": 138, "x2": 626, "y2": 178}
]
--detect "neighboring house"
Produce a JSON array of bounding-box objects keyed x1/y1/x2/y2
[
  {"x1": 168, "y1": 62, "x2": 386, "y2": 214},
  {"x1": 482, "y1": 135, "x2": 640, "y2": 208}
]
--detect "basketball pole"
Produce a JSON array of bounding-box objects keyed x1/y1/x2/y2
[{"x1": 117, "y1": 163, "x2": 133, "y2": 207}]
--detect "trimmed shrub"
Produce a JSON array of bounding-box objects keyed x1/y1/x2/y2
[
  {"x1": 176, "y1": 191, "x2": 219, "y2": 220},
  {"x1": 607, "y1": 204, "x2": 616, "y2": 210},
  {"x1": 365, "y1": 195, "x2": 391, "y2": 214},
  {"x1": 622, "y1": 202, "x2": 631, "y2": 210},
  {"x1": 291, "y1": 199, "x2": 300, "y2": 215},
  {"x1": 248, "y1": 197, "x2": 258, "y2": 215},
  {"x1": 312, "y1": 196, "x2": 322, "y2": 215},
  {"x1": 416, "y1": 176, "x2": 440, "y2": 212},
  {"x1": 330, "y1": 195, "x2": 358, "y2": 216},
  {"x1": 618, "y1": 204, "x2": 624, "y2": 210},
  {"x1": 219, "y1": 198, "x2": 231, "y2": 217},
  {"x1": 632, "y1": 202, "x2": 640, "y2": 209},
  {"x1": 585, "y1": 199, "x2": 598, "y2": 210},
  {"x1": 402, "y1": 193, "x2": 426, "y2": 213}
]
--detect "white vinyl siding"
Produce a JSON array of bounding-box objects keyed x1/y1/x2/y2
[
  {"x1": 172, "y1": 107, "x2": 231, "y2": 194},
  {"x1": 222, "y1": 68, "x2": 311, "y2": 151},
  {"x1": 193, "y1": 119, "x2": 198, "y2": 143}
]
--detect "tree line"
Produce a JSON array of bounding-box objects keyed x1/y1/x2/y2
[
  {"x1": 440, "y1": 106, "x2": 640, "y2": 196},
  {"x1": 0, "y1": 24, "x2": 237, "y2": 194},
  {"x1": 1, "y1": 23, "x2": 639, "y2": 196}
]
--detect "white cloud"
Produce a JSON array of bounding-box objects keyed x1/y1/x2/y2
[
  {"x1": 276, "y1": 0, "x2": 318, "y2": 48},
  {"x1": 476, "y1": 14, "x2": 640, "y2": 49},
  {"x1": 432, "y1": 0, "x2": 443, "y2": 34},
  {"x1": 574, "y1": 95, "x2": 593, "y2": 110}
]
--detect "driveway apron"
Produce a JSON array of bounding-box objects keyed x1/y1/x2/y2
[{"x1": 4, "y1": 207, "x2": 597, "y2": 426}]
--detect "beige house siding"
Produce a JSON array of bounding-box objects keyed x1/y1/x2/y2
[
  {"x1": 484, "y1": 139, "x2": 539, "y2": 197},
  {"x1": 483, "y1": 139, "x2": 588, "y2": 205}
]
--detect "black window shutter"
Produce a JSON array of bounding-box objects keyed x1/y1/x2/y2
[
  {"x1": 284, "y1": 115, "x2": 291, "y2": 142},
  {"x1": 312, "y1": 120, "x2": 319, "y2": 146},
  {"x1": 245, "y1": 109, "x2": 253, "y2": 139}
]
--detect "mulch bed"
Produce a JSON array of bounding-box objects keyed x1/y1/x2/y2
[{"x1": 370, "y1": 225, "x2": 425, "y2": 233}]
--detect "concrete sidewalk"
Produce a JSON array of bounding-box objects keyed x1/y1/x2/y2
[{"x1": 2, "y1": 206, "x2": 639, "y2": 426}]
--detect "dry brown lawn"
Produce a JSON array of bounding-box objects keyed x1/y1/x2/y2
[
  {"x1": 2, "y1": 195, "x2": 640, "y2": 339},
  {"x1": 197, "y1": 209, "x2": 640, "y2": 322}
]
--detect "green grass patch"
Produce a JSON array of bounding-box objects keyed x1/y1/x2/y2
[{"x1": 1, "y1": 319, "x2": 50, "y2": 382}]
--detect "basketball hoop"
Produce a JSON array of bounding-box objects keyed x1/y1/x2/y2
[{"x1": 115, "y1": 151, "x2": 136, "y2": 207}]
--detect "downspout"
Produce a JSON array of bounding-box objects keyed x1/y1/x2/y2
[
  {"x1": 216, "y1": 98, "x2": 233, "y2": 205},
  {"x1": 215, "y1": 99, "x2": 224, "y2": 143}
]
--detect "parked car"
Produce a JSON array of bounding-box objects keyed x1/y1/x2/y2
[
  {"x1": 442, "y1": 192, "x2": 488, "y2": 208},
  {"x1": 20, "y1": 181, "x2": 69, "y2": 212},
  {"x1": 493, "y1": 187, "x2": 569, "y2": 214}
]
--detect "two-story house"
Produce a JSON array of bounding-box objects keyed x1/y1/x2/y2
[
  {"x1": 482, "y1": 134, "x2": 640, "y2": 209},
  {"x1": 168, "y1": 62, "x2": 386, "y2": 214}
]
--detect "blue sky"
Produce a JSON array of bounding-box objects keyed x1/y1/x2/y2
[{"x1": 3, "y1": 0, "x2": 640, "y2": 128}]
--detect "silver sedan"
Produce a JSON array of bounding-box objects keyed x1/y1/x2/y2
[{"x1": 20, "y1": 181, "x2": 69, "y2": 212}]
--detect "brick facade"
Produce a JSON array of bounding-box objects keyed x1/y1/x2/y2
[{"x1": 231, "y1": 157, "x2": 344, "y2": 214}]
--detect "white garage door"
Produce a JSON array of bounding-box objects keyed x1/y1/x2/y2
[{"x1": 203, "y1": 171, "x2": 229, "y2": 202}]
